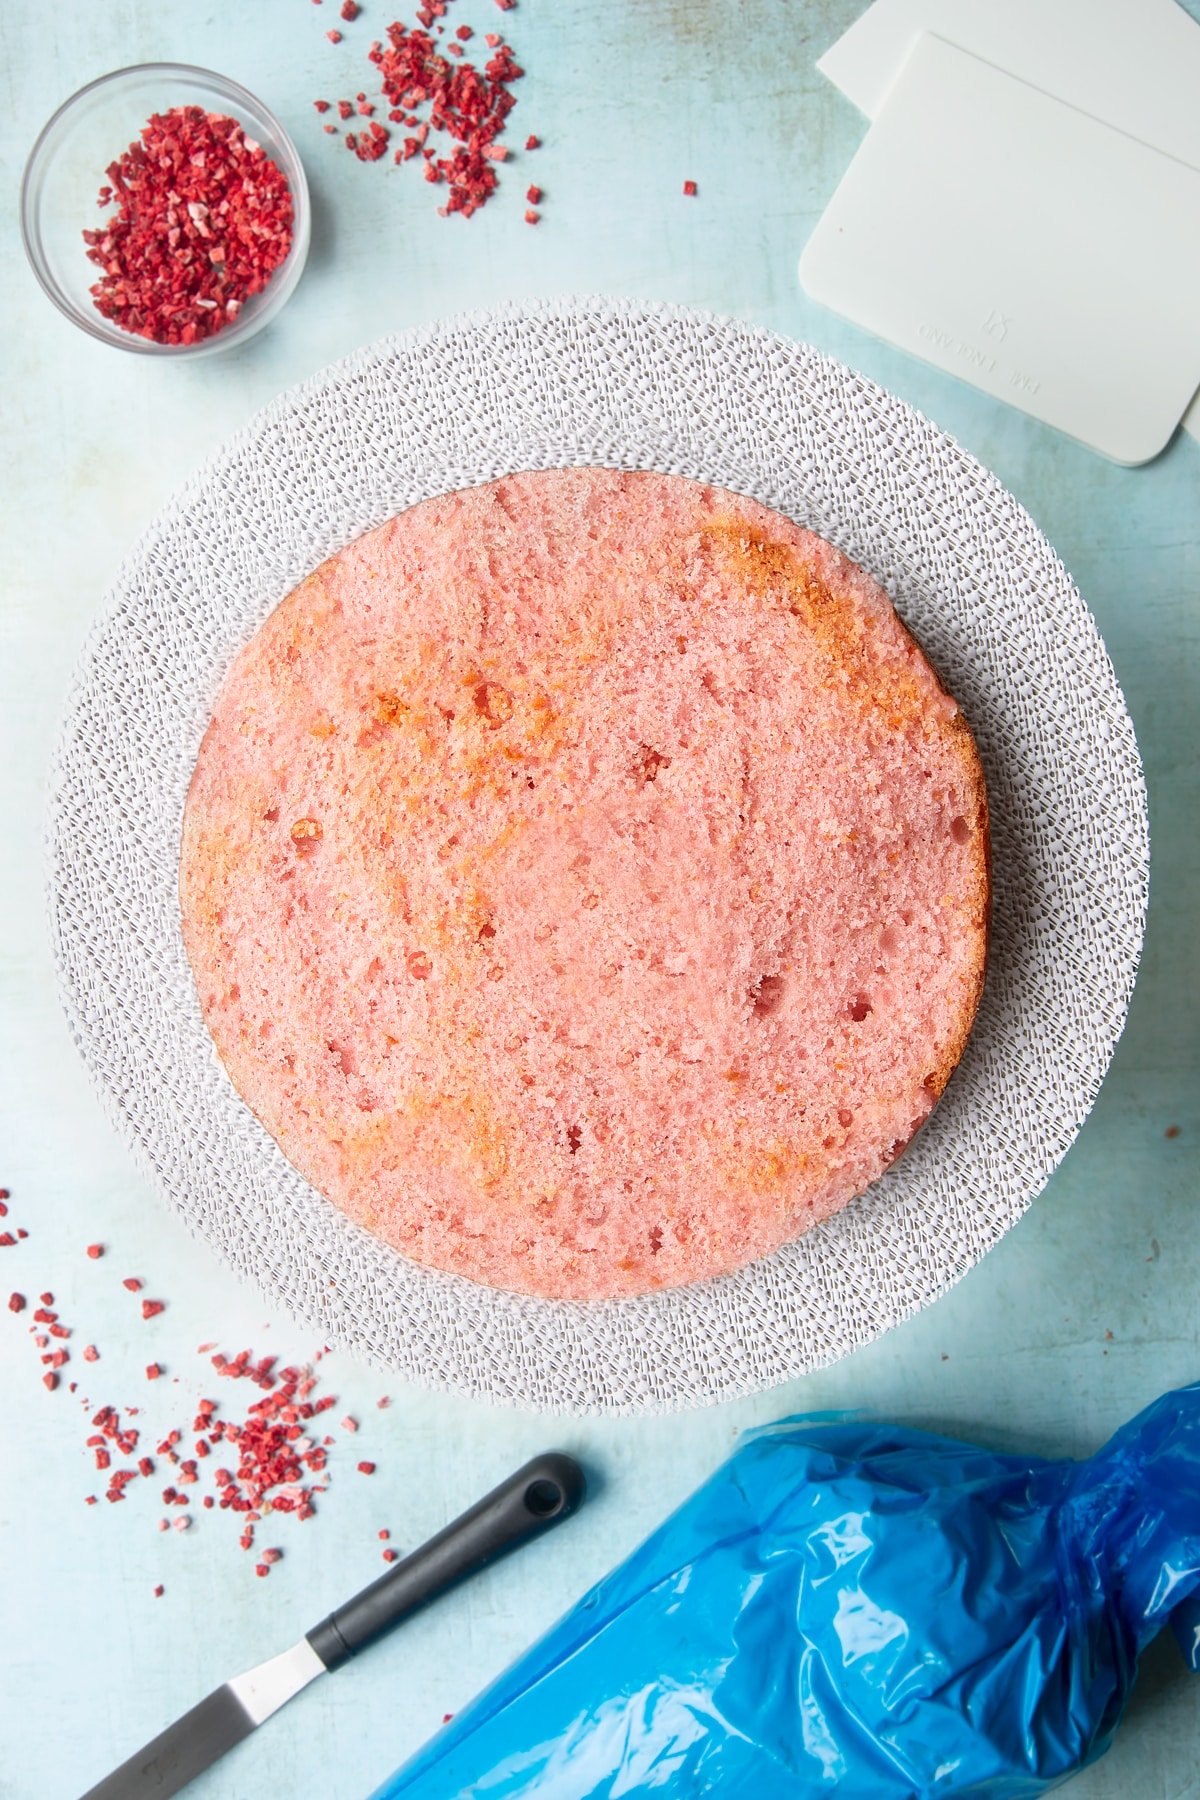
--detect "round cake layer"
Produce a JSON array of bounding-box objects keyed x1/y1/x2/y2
[{"x1": 180, "y1": 469, "x2": 989, "y2": 1299}]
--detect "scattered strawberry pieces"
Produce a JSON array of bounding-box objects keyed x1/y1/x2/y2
[
  {"x1": 341, "y1": 0, "x2": 361, "y2": 17},
  {"x1": 86, "y1": 1244, "x2": 105, "y2": 1259},
  {"x1": 5, "y1": 1238, "x2": 379, "y2": 1581},
  {"x1": 312, "y1": 7, "x2": 532, "y2": 220},
  {"x1": 524, "y1": 208, "x2": 539, "y2": 224},
  {"x1": 378, "y1": 1527, "x2": 390, "y2": 1539},
  {"x1": 524, "y1": 132, "x2": 538, "y2": 149},
  {"x1": 525, "y1": 184, "x2": 541, "y2": 204},
  {"x1": 0, "y1": 1233, "x2": 16, "y2": 1249},
  {"x1": 153, "y1": 1584, "x2": 164, "y2": 1598},
  {"x1": 348, "y1": 122, "x2": 391, "y2": 160},
  {"x1": 314, "y1": 99, "x2": 331, "y2": 112},
  {"x1": 372, "y1": 20, "x2": 524, "y2": 214},
  {"x1": 382, "y1": 1547, "x2": 398, "y2": 1562},
  {"x1": 682, "y1": 179, "x2": 697, "y2": 197},
  {"x1": 327, "y1": 28, "x2": 344, "y2": 42}
]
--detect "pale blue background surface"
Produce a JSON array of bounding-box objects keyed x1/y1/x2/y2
[{"x1": 0, "y1": 4, "x2": 1196, "y2": 1797}]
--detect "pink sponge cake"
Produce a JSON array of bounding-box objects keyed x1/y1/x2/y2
[{"x1": 180, "y1": 469, "x2": 989, "y2": 1300}]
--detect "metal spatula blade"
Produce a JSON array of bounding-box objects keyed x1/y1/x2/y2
[{"x1": 79, "y1": 1639, "x2": 325, "y2": 1799}]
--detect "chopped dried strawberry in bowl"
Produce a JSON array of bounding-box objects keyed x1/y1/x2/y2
[{"x1": 20, "y1": 64, "x2": 310, "y2": 357}]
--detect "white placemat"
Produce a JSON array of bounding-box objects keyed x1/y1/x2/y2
[{"x1": 47, "y1": 298, "x2": 1148, "y2": 1414}]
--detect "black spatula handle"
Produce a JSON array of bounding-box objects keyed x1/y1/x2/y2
[{"x1": 306, "y1": 1451, "x2": 585, "y2": 1670}]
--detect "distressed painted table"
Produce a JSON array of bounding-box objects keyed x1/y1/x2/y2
[{"x1": 1, "y1": 4, "x2": 1196, "y2": 1797}]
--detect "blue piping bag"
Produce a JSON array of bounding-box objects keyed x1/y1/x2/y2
[{"x1": 373, "y1": 1385, "x2": 1200, "y2": 1798}]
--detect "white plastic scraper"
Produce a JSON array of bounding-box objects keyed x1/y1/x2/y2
[
  {"x1": 816, "y1": 0, "x2": 1200, "y2": 171},
  {"x1": 799, "y1": 32, "x2": 1200, "y2": 463}
]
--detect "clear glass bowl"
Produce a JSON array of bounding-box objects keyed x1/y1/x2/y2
[{"x1": 20, "y1": 63, "x2": 310, "y2": 358}]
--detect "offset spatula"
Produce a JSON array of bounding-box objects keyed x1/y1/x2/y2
[{"x1": 80, "y1": 1451, "x2": 586, "y2": 1800}]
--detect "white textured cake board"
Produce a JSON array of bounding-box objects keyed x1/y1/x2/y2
[{"x1": 47, "y1": 298, "x2": 1148, "y2": 1415}]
